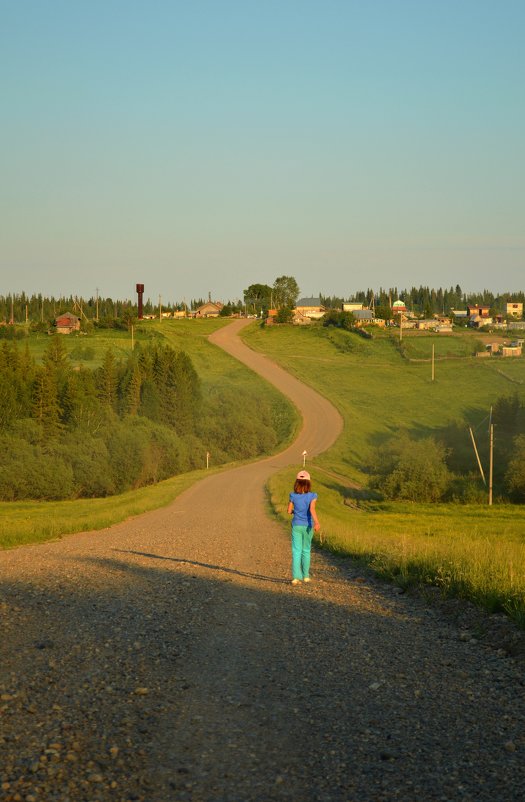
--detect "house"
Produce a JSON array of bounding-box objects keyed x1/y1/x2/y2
[
  {"x1": 55, "y1": 312, "x2": 80, "y2": 334},
  {"x1": 292, "y1": 311, "x2": 312, "y2": 326},
  {"x1": 467, "y1": 305, "x2": 491, "y2": 318},
  {"x1": 352, "y1": 309, "x2": 375, "y2": 327},
  {"x1": 452, "y1": 310, "x2": 468, "y2": 319},
  {"x1": 173, "y1": 310, "x2": 187, "y2": 319},
  {"x1": 391, "y1": 300, "x2": 407, "y2": 315},
  {"x1": 195, "y1": 301, "x2": 224, "y2": 318},
  {"x1": 295, "y1": 297, "x2": 325, "y2": 320},
  {"x1": 506, "y1": 302, "x2": 523, "y2": 318},
  {"x1": 486, "y1": 343, "x2": 500, "y2": 354},
  {"x1": 469, "y1": 314, "x2": 493, "y2": 328},
  {"x1": 265, "y1": 309, "x2": 278, "y2": 325},
  {"x1": 342, "y1": 303, "x2": 364, "y2": 313},
  {"x1": 502, "y1": 346, "x2": 522, "y2": 357},
  {"x1": 416, "y1": 319, "x2": 438, "y2": 331}
]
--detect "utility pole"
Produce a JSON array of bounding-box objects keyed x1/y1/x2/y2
[
  {"x1": 9, "y1": 295, "x2": 14, "y2": 325},
  {"x1": 489, "y1": 424, "x2": 494, "y2": 506},
  {"x1": 399, "y1": 313, "x2": 402, "y2": 342},
  {"x1": 95, "y1": 287, "x2": 99, "y2": 322},
  {"x1": 159, "y1": 294, "x2": 162, "y2": 321},
  {"x1": 431, "y1": 344, "x2": 435, "y2": 382}
]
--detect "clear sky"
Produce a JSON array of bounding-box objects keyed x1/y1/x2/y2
[{"x1": 2, "y1": 0, "x2": 524, "y2": 304}]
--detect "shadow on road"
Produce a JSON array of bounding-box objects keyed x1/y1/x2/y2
[{"x1": 113, "y1": 548, "x2": 287, "y2": 585}]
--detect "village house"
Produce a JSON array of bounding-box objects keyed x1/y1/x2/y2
[
  {"x1": 54, "y1": 312, "x2": 80, "y2": 334},
  {"x1": 506, "y1": 301, "x2": 523, "y2": 318},
  {"x1": 467, "y1": 304, "x2": 491, "y2": 318},
  {"x1": 391, "y1": 300, "x2": 408, "y2": 315},
  {"x1": 502, "y1": 345, "x2": 522, "y2": 357},
  {"x1": 352, "y1": 309, "x2": 376, "y2": 327},
  {"x1": 195, "y1": 301, "x2": 224, "y2": 318},
  {"x1": 292, "y1": 311, "x2": 312, "y2": 326},
  {"x1": 469, "y1": 314, "x2": 493, "y2": 329},
  {"x1": 295, "y1": 297, "x2": 325, "y2": 320},
  {"x1": 342, "y1": 302, "x2": 364, "y2": 313}
]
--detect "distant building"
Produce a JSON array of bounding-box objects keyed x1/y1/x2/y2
[
  {"x1": 55, "y1": 312, "x2": 80, "y2": 334},
  {"x1": 452, "y1": 310, "x2": 468, "y2": 319},
  {"x1": 342, "y1": 302, "x2": 364, "y2": 313},
  {"x1": 467, "y1": 305, "x2": 491, "y2": 318},
  {"x1": 506, "y1": 302, "x2": 523, "y2": 318},
  {"x1": 352, "y1": 309, "x2": 375, "y2": 327},
  {"x1": 502, "y1": 345, "x2": 522, "y2": 357},
  {"x1": 195, "y1": 301, "x2": 224, "y2": 318},
  {"x1": 295, "y1": 298, "x2": 326, "y2": 319},
  {"x1": 391, "y1": 300, "x2": 407, "y2": 314}
]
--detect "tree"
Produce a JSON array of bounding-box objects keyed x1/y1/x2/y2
[
  {"x1": 506, "y1": 435, "x2": 525, "y2": 501},
  {"x1": 369, "y1": 434, "x2": 451, "y2": 502},
  {"x1": 276, "y1": 306, "x2": 294, "y2": 324},
  {"x1": 243, "y1": 284, "x2": 272, "y2": 313},
  {"x1": 273, "y1": 276, "x2": 299, "y2": 309}
]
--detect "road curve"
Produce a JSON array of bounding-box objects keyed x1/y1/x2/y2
[{"x1": 1, "y1": 321, "x2": 524, "y2": 802}]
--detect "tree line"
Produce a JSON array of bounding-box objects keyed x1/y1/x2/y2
[
  {"x1": 0, "y1": 337, "x2": 289, "y2": 500},
  {"x1": 321, "y1": 286, "x2": 525, "y2": 317}
]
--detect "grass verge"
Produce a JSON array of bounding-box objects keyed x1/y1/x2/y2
[{"x1": 268, "y1": 468, "x2": 525, "y2": 628}]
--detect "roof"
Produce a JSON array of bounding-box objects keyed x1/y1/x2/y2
[
  {"x1": 55, "y1": 312, "x2": 79, "y2": 324},
  {"x1": 297, "y1": 297, "x2": 322, "y2": 306},
  {"x1": 352, "y1": 309, "x2": 375, "y2": 319},
  {"x1": 392, "y1": 300, "x2": 406, "y2": 309}
]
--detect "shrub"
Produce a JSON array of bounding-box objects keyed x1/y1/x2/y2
[{"x1": 369, "y1": 434, "x2": 451, "y2": 502}]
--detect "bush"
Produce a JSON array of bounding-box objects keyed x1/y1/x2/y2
[{"x1": 369, "y1": 433, "x2": 451, "y2": 502}]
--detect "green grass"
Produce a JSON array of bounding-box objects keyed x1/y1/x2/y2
[
  {"x1": 242, "y1": 323, "x2": 525, "y2": 626},
  {"x1": 0, "y1": 469, "x2": 207, "y2": 549},
  {"x1": 1, "y1": 320, "x2": 299, "y2": 550}
]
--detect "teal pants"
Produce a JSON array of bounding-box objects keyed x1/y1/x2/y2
[{"x1": 291, "y1": 525, "x2": 314, "y2": 580}]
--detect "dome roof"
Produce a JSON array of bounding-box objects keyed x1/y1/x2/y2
[{"x1": 392, "y1": 300, "x2": 406, "y2": 308}]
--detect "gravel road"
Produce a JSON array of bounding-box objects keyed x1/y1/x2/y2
[{"x1": 1, "y1": 320, "x2": 524, "y2": 802}]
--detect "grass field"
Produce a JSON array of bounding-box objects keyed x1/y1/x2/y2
[
  {"x1": 1, "y1": 319, "x2": 300, "y2": 550},
  {"x1": 242, "y1": 323, "x2": 525, "y2": 626}
]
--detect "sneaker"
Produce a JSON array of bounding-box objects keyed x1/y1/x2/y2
[
  {"x1": 291, "y1": 579, "x2": 301, "y2": 585},
  {"x1": 303, "y1": 577, "x2": 312, "y2": 583}
]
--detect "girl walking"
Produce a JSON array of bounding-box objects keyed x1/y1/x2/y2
[{"x1": 287, "y1": 470, "x2": 320, "y2": 585}]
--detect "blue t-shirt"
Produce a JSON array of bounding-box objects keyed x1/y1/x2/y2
[{"x1": 289, "y1": 491, "x2": 318, "y2": 527}]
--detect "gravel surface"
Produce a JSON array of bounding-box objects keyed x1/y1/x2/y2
[{"x1": 1, "y1": 321, "x2": 524, "y2": 802}]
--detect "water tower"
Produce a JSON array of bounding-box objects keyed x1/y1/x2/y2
[{"x1": 136, "y1": 284, "x2": 144, "y2": 319}]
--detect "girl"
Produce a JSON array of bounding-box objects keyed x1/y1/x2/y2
[{"x1": 287, "y1": 470, "x2": 320, "y2": 585}]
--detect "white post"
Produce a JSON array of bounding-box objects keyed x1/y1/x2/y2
[
  {"x1": 302, "y1": 450, "x2": 307, "y2": 467},
  {"x1": 206, "y1": 451, "x2": 210, "y2": 469}
]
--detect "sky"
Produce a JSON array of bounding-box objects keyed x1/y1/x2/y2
[{"x1": 1, "y1": 0, "x2": 524, "y2": 304}]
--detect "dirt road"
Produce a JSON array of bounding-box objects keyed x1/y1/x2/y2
[{"x1": 1, "y1": 320, "x2": 524, "y2": 802}]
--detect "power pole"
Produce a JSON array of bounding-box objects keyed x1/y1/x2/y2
[
  {"x1": 95, "y1": 287, "x2": 99, "y2": 322},
  {"x1": 9, "y1": 295, "x2": 14, "y2": 325},
  {"x1": 159, "y1": 294, "x2": 162, "y2": 321},
  {"x1": 431, "y1": 344, "x2": 435, "y2": 382}
]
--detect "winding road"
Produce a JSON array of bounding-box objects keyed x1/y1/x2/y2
[{"x1": 1, "y1": 320, "x2": 524, "y2": 802}]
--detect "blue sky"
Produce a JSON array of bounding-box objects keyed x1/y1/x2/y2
[{"x1": 1, "y1": 0, "x2": 524, "y2": 304}]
